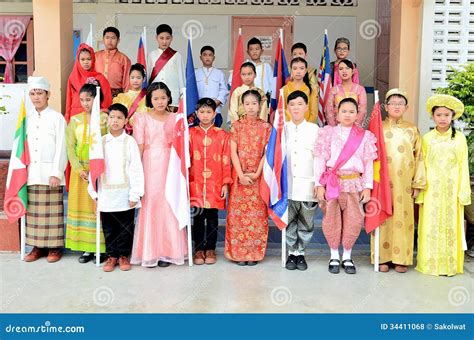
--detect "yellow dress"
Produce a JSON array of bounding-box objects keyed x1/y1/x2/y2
[
  {"x1": 415, "y1": 128, "x2": 471, "y2": 276},
  {"x1": 228, "y1": 84, "x2": 268, "y2": 123},
  {"x1": 65, "y1": 112, "x2": 108, "y2": 252},
  {"x1": 282, "y1": 81, "x2": 318, "y2": 123},
  {"x1": 112, "y1": 90, "x2": 147, "y2": 126},
  {"x1": 370, "y1": 118, "x2": 426, "y2": 266}
]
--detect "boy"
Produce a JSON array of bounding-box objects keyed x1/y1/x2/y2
[
  {"x1": 291, "y1": 42, "x2": 317, "y2": 88},
  {"x1": 23, "y1": 76, "x2": 68, "y2": 263},
  {"x1": 147, "y1": 24, "x2": 185, "y2": 112},
  {"x1": 247, "y1": 37, "x2": 273, "y2": 101},
  {"x1": 285, "y1": 91, "x2": 319, "y2": 271},
  {"x1": 189, "y1": 98, "x2": 232, "y2": 265},
  {"x1": 95, "y1": 27, "x2": 131, "y2": 97},
  {"x1": 88, "y1": 103, "x2": 144, "y2": 272},
  {"x1": 195, "y1": 46, "x2": 228, "y2": 127},
  {"x1": 228, "y1": 62, "x2": 268, "y2": 123},
  {"x1": 371, "y1": 89, "x2": 426, "y2": 273}
]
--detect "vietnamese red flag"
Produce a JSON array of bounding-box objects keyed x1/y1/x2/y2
[
  {"x1": 365, "y1": 100, "x2": 393, "y2": 233},
  {"x1": 165, "y1": 98, "x2": 190, "y2": 230}
]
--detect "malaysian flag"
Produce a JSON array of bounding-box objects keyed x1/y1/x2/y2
[
  {"x1": 260, "y1": 90, "x2": 288, "y2": 230},
  {"x1": 317, "y1": 30, "x2": 332, "y2": 127}
]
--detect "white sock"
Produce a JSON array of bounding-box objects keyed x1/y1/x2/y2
[
  {"x1": 342, "y1": 248, "x2": 353, "y2": 265},
  {"x1": 83, "y1": 252, "x2": 91, "y2": 256},
  {"x1": 330, "y1": 248, "x2": 340, "y2": 262}
]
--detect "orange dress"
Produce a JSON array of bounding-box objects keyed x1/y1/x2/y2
[
  {"x1": 189, "y1": 125, "x2": 232, "y2": 210},
  {"x1": 224, "y1": 116, "x2": 271, "y2": 262}
]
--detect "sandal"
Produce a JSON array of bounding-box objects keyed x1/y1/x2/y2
[
  {"x1": 394, "y1": 265, "x2": 408, "y2": 273},
  {"x1": 379, "y1": 263, "x2": 390, "y2": 272},
  {"x1": 328, "y1": 259, "x2": 340, "y2": 274},
  {"x1": 342, "y1": 259, "x2": 356, "y2": 274}
]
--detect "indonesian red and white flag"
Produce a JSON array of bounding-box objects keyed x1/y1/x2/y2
[
  {"x1": 165, "y1": 97, "x2": 190, "y2": 230},
  {"x1": 88, "y1": 86, "x2": 105, "y2": 192}
]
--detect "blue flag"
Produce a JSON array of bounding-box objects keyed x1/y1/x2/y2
[{"x1": 186, "y1": 40, "x2": 199, "y2": 126}]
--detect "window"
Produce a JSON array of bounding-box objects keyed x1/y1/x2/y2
[{"x1": 0, "y1": 19, "x2": 34, "y2": 83}]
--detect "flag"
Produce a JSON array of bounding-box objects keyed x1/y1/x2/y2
[
  {"x1": 317, "y1": 30, "x2": 332, "y2": 127},
  {"x1": 229, "y1": 31, "x2": 244, "y2": 100},
  {"x1": 185, "y1": 40, "x2": 200, "y2": 125},
  {"x1": 137, "y1": 27, "x2": 147, "y2": 89},
  {"x1": 3, "y1": 99, "x2": 30, "y2": 223},
  {"x1": 260, "y1": 91, "x2": 288, "y2": 230},
  {"x1": 85, "y1": 23, "x2": 93, "y2": 47},
  {"x1": 270, "y1": 37, "x2": 290, "y2": 116},
  {"x1": 365, "y1": 98, "x2": 392, "y2": 233},
  {"x1": 165, "y1": 97, "x2": 191, "y2": 230},
  {"x1": 88, "y1": 87, "x2": 105, "y2": 192}
]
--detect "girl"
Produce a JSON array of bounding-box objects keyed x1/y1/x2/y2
[
  {"x1": 282, "y1": 57, "x2": 318, "y2": 124},
  {"x1": 131, "y1": 82, "x2": 188, "y2": 267},
  {"x1": 416, "y1": 94, "x2": 471, "y2": 276},
  {"x1": 65, "y1": 82, "x2": 108, "y2": 263},
  {"x1": 112, "y1": 63, "x2": 148, "y2": 135},
  {"x1": 325, "y1": 59, "x2": 367, "y2": 128},
  {"x1": 330, "y1": 37, "x2": 360, "y2": 86},
  {"x1": 228, "y1": 62, "x2": 268, "y2": 124},
  {"x1": 65, "y1": 43, "x2": 112, "y2": 122},
  {"x1": 225, "y1": 89, "x2": 271, "y2": 266},
  {"x1": 315, "y1": 98, "x2": 377, "y2": 274}
]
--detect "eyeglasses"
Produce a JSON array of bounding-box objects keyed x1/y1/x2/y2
[
  {"x1": 336, "y1": 47, "x2": 349, "y2": 52},
  {"x1": 386, "y1": 103, "x2": 407, "y2": 107}
]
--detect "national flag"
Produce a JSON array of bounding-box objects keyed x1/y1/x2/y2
[
  {"x1": 260, "y1": 90, "x2": 288, "y2": 230},
  {"x1": 185, "y1": 40, "x2": 200, "y2": 126},
  {"x1": 317, "y1": 30, "x2": 332, "y2": 127},
  {"x1": 88, "y1": 87, "x2": 105, "y2": 192},
  {"x1": 165, "y1": 97, "x2": 191, "y2": 230},
  {"x1": 3, "y1": 99, "x2": 30, "y2": 223},
  {"x1": 85, "y1": 23, "x2": 93, "y2": 47},
  {"x1": 270, "y1": 36, "x2": 290, "y2": 118},
  {"x1": 365, "y1": 95, "x2": 392, "y2": 233},
  {"x1": 229, "y1": 31, "x2": 244, "y2": 100},
  {"x1": 137, "y1": 27, "x2": 147, "y2": 89}
]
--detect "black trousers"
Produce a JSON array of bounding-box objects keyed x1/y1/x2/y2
[
  {"x1": 101, "y1": 209, "x2": 136, "y2": 258},
  {"x1": 192, "y1": 208, "x2": 219, "y2": 251}
]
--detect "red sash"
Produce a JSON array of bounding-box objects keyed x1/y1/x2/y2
[
  {"x1": 319, "y1": 125, "x2": 365, "y2": 200},
  {"x1": 149, "y1": 47, "x2": 177, "y2": 82},
  {"x1": 125, "y1": 89, "x2": 146, "y2": 135}
]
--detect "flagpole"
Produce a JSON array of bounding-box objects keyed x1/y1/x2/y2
[
  {"x1": 143, "y1": 26, "x2": 147, "y2": 57},
  {"x1": 373, "y1": 90, "x2": 380, "y2": 273},
  {"x1": 280, "y1": 88, "x2": 287, "y2": 268},
  {"x1": 95, "y1": 86, "x2": 101, "y2": 268},
  {"x1": 20, "y1": 216, "x2": 25, "y2": 261},
  {"x1": 183, "y1": 87, "x2": 193, "y2": 267}
]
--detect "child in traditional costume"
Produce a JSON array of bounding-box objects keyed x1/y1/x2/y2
[
  {"x1": 290, "y1": 42, "x2": 318, "y2": 88},
  {"x1": 330, "y1": 37, "x2": 360, "y2": 86},
  {"x1": 246, "y1": 37, "x2": 273, "y2": 101},
  {"x1": 315, "y1": 97, "x2": 377, "y2": 274},
  {"x1": 415, "y1": 94, "x2": 470, "y2": 276}
]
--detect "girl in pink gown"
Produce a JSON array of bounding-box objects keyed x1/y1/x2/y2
[{"x1": 131, "y1": 82, "x2": 188, "y2": 267}]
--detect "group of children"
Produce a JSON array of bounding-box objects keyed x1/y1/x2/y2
[{"x1": 19, "y1": 24, "x2": 470, "y2": 277}]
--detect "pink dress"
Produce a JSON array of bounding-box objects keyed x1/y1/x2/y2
[{"x1": 131, "y1": 112, "x2": 188, "y2": 266}]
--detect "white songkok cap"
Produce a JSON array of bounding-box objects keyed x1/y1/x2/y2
[{"x1": 28, "y1": 76, "x2": 50, "y2": 91}]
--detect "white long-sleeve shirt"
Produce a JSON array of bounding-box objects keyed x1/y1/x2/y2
[
  {"x1": 147, "y1": 48, "x2": 185, "y2": 107},
  {"x1": 252, "y1": 61, "x2": 274, "y2": 96},
  {"x1": 88, "y1": 131, "x2": 144, "y2": 212},
  {"x1": 195, "y1": 67, "x2": 229, "y2": 113},
  {"x1": 26, "y1": 106, "x2": 67, "y2": 186}
]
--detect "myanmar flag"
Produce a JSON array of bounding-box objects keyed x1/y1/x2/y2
[
  {"x1": 365, "y1": 99, "x2": 392, "y2": 233},
  {"x1": 4, "y1": 100, "x2": 30, "y2": 223}
]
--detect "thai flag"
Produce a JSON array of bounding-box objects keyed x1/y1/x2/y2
[
  {"x1": 317, "y1": 30, "x2": 332, "y2": 127},
  {"x1": 270, "y1": 38, "x2": 290, "y2": 119},
  {"x1": 137, "y1": 27, "x2": 147, "y2": 89},
  {"x1": 88, "y1": 87, "x2": 105, "y2": 192},
  {"x1": 165, "y1": 97, "x2": 191, "y2": 230},
  {"x1": 260, "y1": 90, "x2": 288, "y2": 230}
]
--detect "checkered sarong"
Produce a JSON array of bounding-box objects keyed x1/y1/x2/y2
[{"x1": 25, "y1": 185, "x2": 65, "y2": 248}]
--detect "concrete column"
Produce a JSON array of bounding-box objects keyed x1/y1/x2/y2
[
  {"x1": 32, "y1": 0, "x2": 73, "y2": 114},
  {"x1": 388, "y1": 0, "x2": 423, "y2": 124}
]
